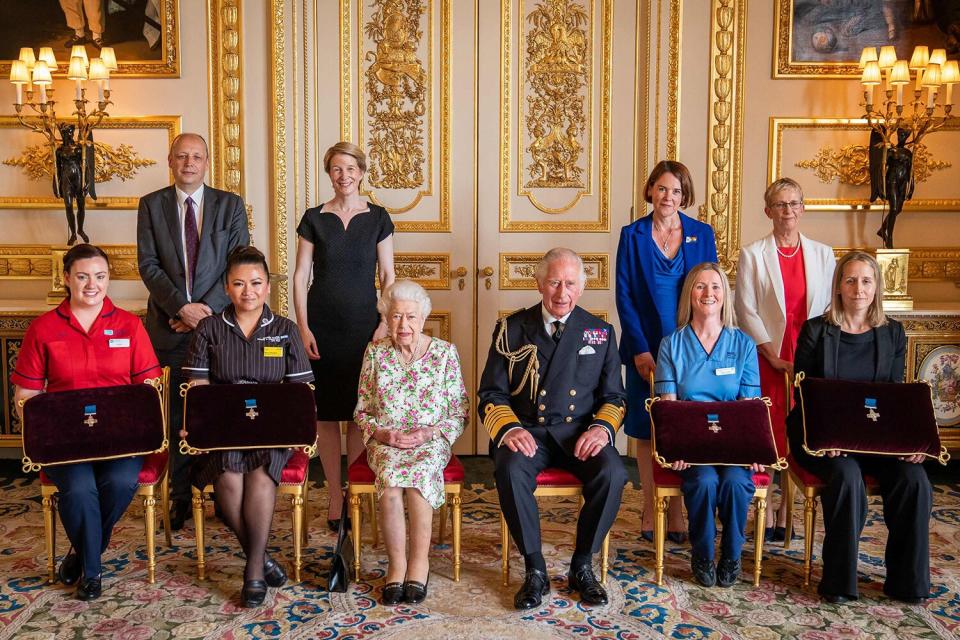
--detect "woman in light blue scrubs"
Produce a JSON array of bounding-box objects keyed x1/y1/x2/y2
[{"x1": 654, "y1": 262, "x2": 764, "y2": 588}]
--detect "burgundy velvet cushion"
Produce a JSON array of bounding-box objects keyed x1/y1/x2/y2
[
  {"x1": 23, "y1": 383, "x2": 165, "y2": 469},
  {"x1": 182, "y1": 383, "x2": 317, "y2": 453},
  {"x1": 348, "y1": 450, "x2": 465, "y2": 484},
  {"x1": 797, "y1": 377, "x2": 945, "y2": 461},
  {"x1": 652, "y1": 464, "x2": 770, "y2": 488},
  {"x1": 649, "y1": 398, "x2": 784, "y2": 468}
]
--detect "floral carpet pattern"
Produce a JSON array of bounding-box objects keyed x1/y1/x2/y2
[{"x1": 0, "y1": 475, "x2": 958, "y2": 639}]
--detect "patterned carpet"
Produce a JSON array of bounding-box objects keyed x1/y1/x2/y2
[{"x1": 1, "y1": 476, "x2": 959, "y2": 639}]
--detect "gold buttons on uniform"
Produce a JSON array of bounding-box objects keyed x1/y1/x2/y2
[
  {"x1": 569, "y1": 389, "x2": 576, "y2": 396},
  {"x1": 538, "y1": 417, "x2": 545, "y2": 423},
  {"x1": 538, "y1": 404, "x2": 546, "y2": 411},
  {"x1": 565, "y1": 417, "x2": 572, "y2": 423},
  {"x1": 569, "y1": 404, "x2": 575, "y2": 411},
  {"x1": 540, "y1": 389, "x2": 547, "y2": 396}
]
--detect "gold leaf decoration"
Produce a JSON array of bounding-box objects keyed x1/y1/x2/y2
[
  {"x1": 3, "y1": 142, "x2": 156, "y2": 183},
  {"x1": 364, "y1": 0, "x2": 427, "y2": 189},
  {"x1": 523, "y1": 0, "x2": 589, "y2": 188},
  {"x1": 796, "y1": 144, "x2": 950, "y2": 186},
  {"x1": 395, "y1": 263, "x2": 435, "y2": 279}
]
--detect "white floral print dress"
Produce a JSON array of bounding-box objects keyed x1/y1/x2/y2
[{"x1": 354, "y1": 337, "x2": 469, "y2": 509}]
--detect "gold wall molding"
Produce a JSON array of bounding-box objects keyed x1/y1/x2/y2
[
  {"x1": 796, "y1": 144, "x2": 951, "y2": 187},
  {"x1": 500, "y1": 0, "x2": 611, "y2": 232},
  {"x1": 700, "y1": 0, "x2": 746, "y2": 274},
  {"x1": 377, "y1": 253, "x2": 451, "y2": 289},
  {"x1": 0, "y1": 245, "x2": 139, "y2": 281},
  {"x1": 832, "y1": 247, "x2": 960, "y2": 284},
  {"x1": 0, "y1": 116, "x2": 179, "y2": 210},
  {"x1": 773, "y1": 0, "x2": 864, "y2": 78},
  {"x1": 499, "y1": 308, "x2": 608, "y2": 321},
  {"x1": 208, "y1": 0, "x2": 245, "y2": 197},
  {"x1": 424, "y1": 311, "x2": 451, "y2": 341},
  {"x1": 666, "y1": 0, "x2": 680, "y2": 161},
  {"x1": 771, "y1": 118, "x2": 960, "y2": 211},
  {"x1": 270, "y1": 0, "x2": 290, "y2": 315},
  {"x1": 4, "y1": 142, "x2": 156, "y2": 183},
  {"x1": 498, "y1": 252, "x2": 608, "y2": 289}
]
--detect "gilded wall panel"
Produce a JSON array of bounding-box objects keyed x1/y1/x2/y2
[
  {"x1": 0, "y1": 245, "x2": 140, "y2": 282},
  {"x1": 500, "y1": 0, "x2": 611, "y2": 231},
  {"x1": 832, "y1": 247, "x2": 960, "y2": 284},
  {"x1": 499, "y1": 252, "x2": 608, "y2": 289},
  {"x1": 377, "y1": 253, "x2": 450, "y2": 289},
  {"x1": 499, "y1": 308, "x2": 607, "y2": 321},
  {"x1": 424, "y1": 311, "x2": 451, "y2": 341}
]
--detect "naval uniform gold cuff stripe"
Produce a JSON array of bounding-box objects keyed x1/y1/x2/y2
[
  {"x1": 483, "y1": 405, "x2": 520, "y2": 439},
  {"x1": 595, "y1": 403, "x2": 625, "y2": 431}
]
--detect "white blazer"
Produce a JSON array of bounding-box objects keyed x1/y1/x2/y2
[{"x1": 735, "y1": 233, "x2": 836, "y2": 355}]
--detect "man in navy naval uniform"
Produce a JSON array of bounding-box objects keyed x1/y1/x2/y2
[{"x1": 478, "y1": 247, "x2": 627, "y2": 610}]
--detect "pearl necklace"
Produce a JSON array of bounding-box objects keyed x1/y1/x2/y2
[
  {"x1": 397, "y1": 333, "x2": 424, "y2": 367},
  {"x1": 776, "y1": 238, "x2": 801, "y2": 259}
]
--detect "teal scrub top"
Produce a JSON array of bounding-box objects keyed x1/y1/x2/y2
[{"x1": 654, "y1": 325, "x2": 760, "y2": 401}]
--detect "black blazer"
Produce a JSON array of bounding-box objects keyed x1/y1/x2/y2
[
  {"x1": 477, "y1": 304, "x2": 626, "y2": 449},
  {"x1": 786, "y1": 315, "x2": 907, "y2": 453},
  {"x1": 136, "y1": 184, "x2": 250, "y2": 352}
]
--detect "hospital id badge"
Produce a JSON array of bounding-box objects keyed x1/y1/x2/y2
[{"x1": 263, "y1": 346, "x2": 284, "y2": 358}]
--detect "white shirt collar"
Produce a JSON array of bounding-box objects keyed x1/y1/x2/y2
[
  {"x1": 175, "y1": 184, "x2": 204, "y2": 208},
  {"x1": 541, "y1": 305, "x2": 572, "y2": 335}
]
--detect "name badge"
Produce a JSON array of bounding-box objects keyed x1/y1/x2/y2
[
  {"x1": 103, "y1": 329, "x2": 114, "y2": 335},
  {"x1": 263, "y1": 346, "x2": 284, "y2": 358},
  {"x1": 715, "y1": 367, "x2": 736, "y2": 376},
  {"x1": 108, "y1": 338, "x2": 130, "y2": 348}
]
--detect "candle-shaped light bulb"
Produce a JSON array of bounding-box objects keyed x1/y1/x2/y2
[
  {"x1": 891, "y1": 60, "x2": 909, "y2": 106},
  {"x1": 32, "y1": 59, "x2": 51, "y2": 105}
]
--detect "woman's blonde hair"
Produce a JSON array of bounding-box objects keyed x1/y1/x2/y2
[
  {"x1": 825, "y1": 251, "x2": 888, "y2": 327},
  {"x1": 323, "y1": 141, "x2": 367, "y2": 173},
  {"x1": 676, "y1": 262, "x2": 737, "y2": 329}
]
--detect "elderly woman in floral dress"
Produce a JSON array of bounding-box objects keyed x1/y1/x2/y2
[{"x1": 355, "y1": 279, "x2": 469, "y2": 606}]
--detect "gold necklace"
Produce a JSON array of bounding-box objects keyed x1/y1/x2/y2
[{"x1": 653, "y1": 222, "x2": 679, "y2": 252}]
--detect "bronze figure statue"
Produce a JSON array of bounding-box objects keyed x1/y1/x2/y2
[
  {"x1": 869, "y1": 127, "x2": 914, "y2": 249},
  {"x1": 54, "y1": 123, "x2": 97, "y2": 246}
]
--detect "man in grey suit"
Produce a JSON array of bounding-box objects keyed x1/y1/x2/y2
[{"x1": 137, "y1": 132, "x2": 249, "y2": 529}]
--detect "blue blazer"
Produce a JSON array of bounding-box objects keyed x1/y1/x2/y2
[{"x1": 615, "y1": 211, "x2": 718, "y2": 364}]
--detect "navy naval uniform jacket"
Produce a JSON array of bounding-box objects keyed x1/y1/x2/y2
[{"x1": 478, "y1": 303, "x2": 627, "y2": 556}]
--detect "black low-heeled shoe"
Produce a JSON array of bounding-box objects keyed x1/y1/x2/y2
[
  {"x1": 58, "y1": 551, "x2": 82, "y2": 586},
  {"x1": 327, "y1": 519, "x2": 341, "y2": 533},
  {"x1": 640, "y1": 530, "x2": 654, "y2": 542},
  {"x1": 241, "y1": 580, "x2": 268, "y2": 607},
  {"x1": 263, "y1": 556, "x2": 287, "y2": 588},
  {"x1": 667, "y1": 531, "x2": 688, "y2": 544},
  {"x1": 403, "y1": 577, "x2": 429, "y2": 605},
  {"x1": 382, "y1": 582, "x2": 405, "y2": 605},
  {"x1": 76, "y1": 576, "x2": 102, "y2": 601}
]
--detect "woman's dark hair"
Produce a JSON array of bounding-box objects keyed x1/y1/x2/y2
[
  {"x1": 644, "y1": 160, "x2": 696, "y2": 209},
  {"x1": 225, "y1": 245, "x2": 269, "y2": 279},
  {"x1": 63, "y1": 243, "x2": 110, "y2": 274}
]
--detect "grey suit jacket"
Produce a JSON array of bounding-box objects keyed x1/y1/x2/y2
[{"x1": 137, "y1": 184, "x2": 250, "y2": 352}]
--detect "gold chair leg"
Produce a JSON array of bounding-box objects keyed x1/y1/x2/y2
[
  {"x1": 143, "y1": 492, "x2": 157, "y2": 584},
  {"x1": 802, "y1": 496, "x2": 816, "y2": 588},
  {"x1": 302, "y1": 483, "x2": 311, "y2": 546},
  {"x1": 753, "y1": 496, "x2": 766, "y2": 587},
  {"x1": 782, "y1": 475, "x2": 794, "y2": 550},
  {"x1": 291, "y1": 493, "x2": 304, "y2": 583},
  {"x1": 601, "y1": 532, "x2": 609, "y2": 585},
  {"x1": 500, "y1": 514, "x2": 510, "y2": 587},
  {"x1": 350, "y1": 492, "x2": 362, "y2": 579},
  {"x1": 160, "y1": 472, "x2": 172, "y2": 547},
  {"x1": 369, "y1": 493, "x2": 379, "y2": 547},
  {"x1": 192, "y1": 489, "x2": 206, "y2": 580},
  {"x1": 452, "y1": 492, "x2": 462, "y2": 582},
  {"x1": 438, "y1": 502, "x2": 448, "y2": 545},
  {"x1": 42, "y1": 493, "x2": 57, "y2": 584},
  {"x1": 654, "y1": 495, "x2": 668, "y2": 586}
]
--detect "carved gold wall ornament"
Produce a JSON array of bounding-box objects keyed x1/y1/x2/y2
[
  {"x1": 208, "y1": 0, "x2": 245, "y2": 197},
  {"x1": 377, "y1": 253, "x2": 450, "y2": 289},
  {"x1": 832, "y1": 247, "x2": 960, "y2": 284},
  {"x1": 270, "y1": 0, "x2": 289, "y2": 315},
  {"x1": 796, "y1": 144, "x2": 951, "y2": 186},
  {"x1": 666, "y1": 0, "x2": 681, "y2": 161},
  {"x1": 521, "y1": 0, "x2": 589, "y2": 190},
  {"x1": 499, "y1": 252, "x2": 608, "y2": 289},
  {"x1": 700, "y1": 0, "x2": 746, "y2": 274},
  {"x1": 4, "y1": 142, "x2": 156, "y2": 183},
  {"x1": 0, "y1": 245, "x2": 139, "y2": 282}
]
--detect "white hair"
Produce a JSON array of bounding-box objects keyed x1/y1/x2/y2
[
  {"x1": 377, "y1": 279, "x2": 432, "y2": 318},
  {"x1": 534, "y1": 247, "x2": 587, "y2": 287}
]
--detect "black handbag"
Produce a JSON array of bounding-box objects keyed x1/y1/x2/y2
[{"x1": 326, "y1": 515, "x2": 354, "y2": 593}]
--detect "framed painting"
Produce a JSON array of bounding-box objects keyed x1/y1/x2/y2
[
  {"x1": 775, "y1": 0, "x2": 960, "y2": 78},
  {"x1": 0, "y1": 0, "x2": 179, "y2": 77}
]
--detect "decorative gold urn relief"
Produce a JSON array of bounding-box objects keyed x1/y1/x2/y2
[
  {"x1": 4, "y1": 143, "x2": 156, "y2": 184},
  {"x1": 796, "y1": 144, "x2": 951, "y2": 187},
  {"x1": 499, "y1": 253, "x2": 608, "y2": 290}
]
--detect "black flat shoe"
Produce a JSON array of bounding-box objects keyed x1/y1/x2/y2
[
  {"x1": 263, "y1": 556, "x2": 287, "y2": 588},
  {"x1": 403, "y1": 578, "x2": 429, "y2": 605},
  {"x1": 667, "y1": 531, "x2": 688, "y2": 544},
  {"x1": 771, "y1": 526, "x2": 797, "y2": 542},
  {"x1": 514, "y1": 568, "x2": 550, "y2": 610},
  {"x1": 691, "y1": 554, "x2": 716, "y2": 588},
  {"x1": 76, "y1": 576, "x2": 102, "y2": 601},
  {"x1": 764, "y1": 527, "x2": 776, "y2": 543},
  {"x1": 567, "y1": 565, "x2": 608, "y2": 606},
  {"x1": 169, "y1": 499, "x2": 191, "y2": 532},
  {"x1": 640, "y1": 530, "x2": 654, "y2": 542},
  {"x1": 382, "y1": 582, "x2": 405, "y2": 605},
  {"x1": 241, "y1": 579, "x2": 268, "y2": 607},
  {"x1": 716, "y1": 556, "x2": 741, "y2": 588},
  {"x1": 327, "y1": 519, "x2": 341, "y2": 533},
  {"x1": 57, "y1": 551, "x2": 81, "y2": 586},
  {"x1": 823, "y1": 593, "x2": 851, "y2": 604}
]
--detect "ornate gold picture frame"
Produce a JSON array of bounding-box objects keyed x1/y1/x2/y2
[
  {"x1": 774, "y1": 0, "x2": 958, "y2": 79},
  {"x1": 0, "y1": 0, "x2": 180, "y2": 78}
]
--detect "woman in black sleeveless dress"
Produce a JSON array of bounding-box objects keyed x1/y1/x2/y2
[{"x1": 293, "y1": 141, "x2": 395, "y2": 529}]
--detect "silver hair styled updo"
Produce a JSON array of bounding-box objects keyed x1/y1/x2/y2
[{"x1": 377, "y1": 279, "x2": 432, "y2": 318}]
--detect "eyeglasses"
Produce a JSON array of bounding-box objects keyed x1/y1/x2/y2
[{"x1": 769, "y1": 201, "x2": 803, "y2": 212}]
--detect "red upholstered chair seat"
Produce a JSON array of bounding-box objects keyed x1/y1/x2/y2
[
  {"x1": 39, "y1": 450, "x2": 169, "y2": 487},
  {"x1": 651, "y1": 464, "x2": 770, "y2": 488},
  {"x1": 348, "y1": 450, "x2": 465, "y2": 483},
  {"x1": 785, "y1": 453, "x2": 878, "y2": 488},
  {"x1": 280, "y1": 450, "x2": 310, "y2": 485},
  {"x1": 534, "y1": 467, "x2": 580, "y2": 486}
]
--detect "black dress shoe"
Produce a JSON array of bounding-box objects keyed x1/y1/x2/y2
[
  {"x1": 403, "y1": 578, "x2": 429, "y2": 605},
  {"x1": 716, "y1": 556, "x2": 741, "y2": 588},
  {"x1": 76, "y1": 576, "x2": 102, "y2": 601},
  {"x1": 170, "y1": 499, "x2": 191, "y2": 532},
  {"x1": 667, "y1": 531, "x2": 688, "y2": 544},
  {"x1": 241, "y1": 579, "x2": 268, "y2": 607},
  {"x1": 640, "y1": 530, "x2": 654, "y2": 542},
  {"x1": 823, "y1": 593, "x2": 851, "y2": 604},
  {"x1": 691, "y1": 554, "x2": 716, "y2": 587},
  {"x1": 263, "y1": 556, "x2": 287, "y2": 588},
  {"x1": 64, "y1": 34, "x2": 87, "y2": 49},
  {"x1": 382, "y1": 582, "x2": 405, "y2": 605},
  {"x1": 567, "y1": 565, "x2": 608, "y2": 606},
  {"x1": 514, "y1": 568, "x2": 550, "y2": 610},
  {"x1": 57, "y1": 552, "x2": 81, "y2": 586}
]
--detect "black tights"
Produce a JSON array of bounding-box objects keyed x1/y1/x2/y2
[{"x1": 214, "y1": 467, "x2": 277, "y2": 581}]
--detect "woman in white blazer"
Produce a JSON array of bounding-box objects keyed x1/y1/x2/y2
[{"x1": 734, "y1": 177, "x2": 836, "y2": 541}]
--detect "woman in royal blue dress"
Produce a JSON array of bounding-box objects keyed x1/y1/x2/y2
[{"x1": 616, "y1": 161, "x2": 718, "y2": 541}]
